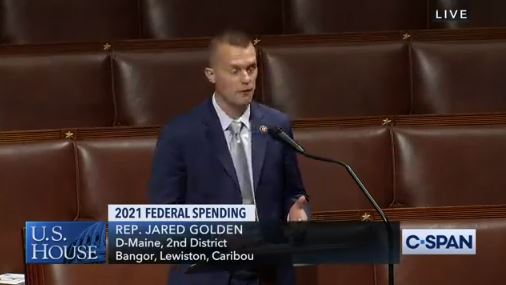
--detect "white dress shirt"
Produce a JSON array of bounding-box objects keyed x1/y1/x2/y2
[{"x1": 212, "y1": 94, "x2": 255, "y2": 197}]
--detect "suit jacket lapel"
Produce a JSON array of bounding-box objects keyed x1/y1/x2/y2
[
  {"x1": 201, "y1": 100, "x2": 240, "y2": 191},
  {"x1": 250, "y1": 103, "x2": 268, "y2": 191}
]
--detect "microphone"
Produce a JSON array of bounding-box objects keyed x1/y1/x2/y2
[
  {"x1": 266, "y1": 126, "x2": 305, "y2": 154},
  {"x1": 265, "y1": 125, "x2": 396, "y2": 285}
]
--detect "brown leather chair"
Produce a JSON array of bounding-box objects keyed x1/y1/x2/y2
[
  {"x1": 112, "y1": 49, "x2": 213, "y2": 126},
  {"x1": 0, "y1": 51, "x2": 114, "y2": 131},
  {"x1": 140, "y1": 0, "x2": 282, "y2": 39},
  {"x1": 28, "y1": 136, "x2": 169, "y2": 285},
  {"x1": 411, "y1": 40, "x2": 506, "y2": 114},
  {"x1": 0, "y1": 0, "x2": 139, "y2": 44},
  {"x1": 0, "y1": 140, "x2": 77, "y2": 273},
  {"x1": 283, "y1": 0, "x2": 426, "y2": 34},
  {"x1": 294, "y1": 126, "x2": 394, "y2": 211},
  {"x1": 393, "y1": 125, "x2": 506, "y2": 207},
  {"x1": 260, "y1": 41, "x2": 411, "y2": 118},
  {"x1": 75, "y1": 137, "x2": 156, "y2": 220}
]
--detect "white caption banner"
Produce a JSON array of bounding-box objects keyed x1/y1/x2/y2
[{"x1": 108, "y1": 204, "x2": 256, "y2": 222}]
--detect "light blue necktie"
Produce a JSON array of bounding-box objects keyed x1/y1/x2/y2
[{"x1": 228, "y1": 121, "x2": 254, "y2": 204}]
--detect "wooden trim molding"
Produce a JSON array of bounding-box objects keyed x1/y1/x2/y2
[
  {"x1": 313, "y1": 204, "x2": 506, "y2": 222},
  {"x1": 2, "y1": 113, "x2": 506, "y2": 144}
]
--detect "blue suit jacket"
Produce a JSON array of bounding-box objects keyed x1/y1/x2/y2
[{"x1": 149, "y1": 99, "x2": 307, "y2": 285}]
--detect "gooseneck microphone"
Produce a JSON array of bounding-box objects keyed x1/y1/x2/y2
[
  {"x1": 266, "y1": 126, "x2": 395, "y2": 285},
  {"x1": 267, "y1": 126, "x2": 305, "y2": 154}
]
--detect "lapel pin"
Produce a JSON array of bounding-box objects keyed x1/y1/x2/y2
[{"x1": 259, "y1": 125, "x2": 268, "y2": 134}]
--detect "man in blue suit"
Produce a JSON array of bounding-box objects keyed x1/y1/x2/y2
[{"x1": 149, "y1": 30, "x2": 309, "y2": 285}]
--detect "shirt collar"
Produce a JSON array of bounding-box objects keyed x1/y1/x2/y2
[{"x1": 212, "y1": 93, "x2": 251, "y2": 131}]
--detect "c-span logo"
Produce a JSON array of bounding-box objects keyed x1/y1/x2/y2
[{"x1": 402, "y1": 229, "x2": 476, "y2": 255}]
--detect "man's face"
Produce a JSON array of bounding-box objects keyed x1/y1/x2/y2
[{"x1": 207, "y1": 43, "x2": 258, "y2": 108}]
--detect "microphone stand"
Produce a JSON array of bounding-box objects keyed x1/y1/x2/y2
[
  {"x1": 268, "y1": 127, "x2": 395, "y2": 285},
  {"x1": 300, "y1": 152, "x2": 395, "y2": 285}
]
